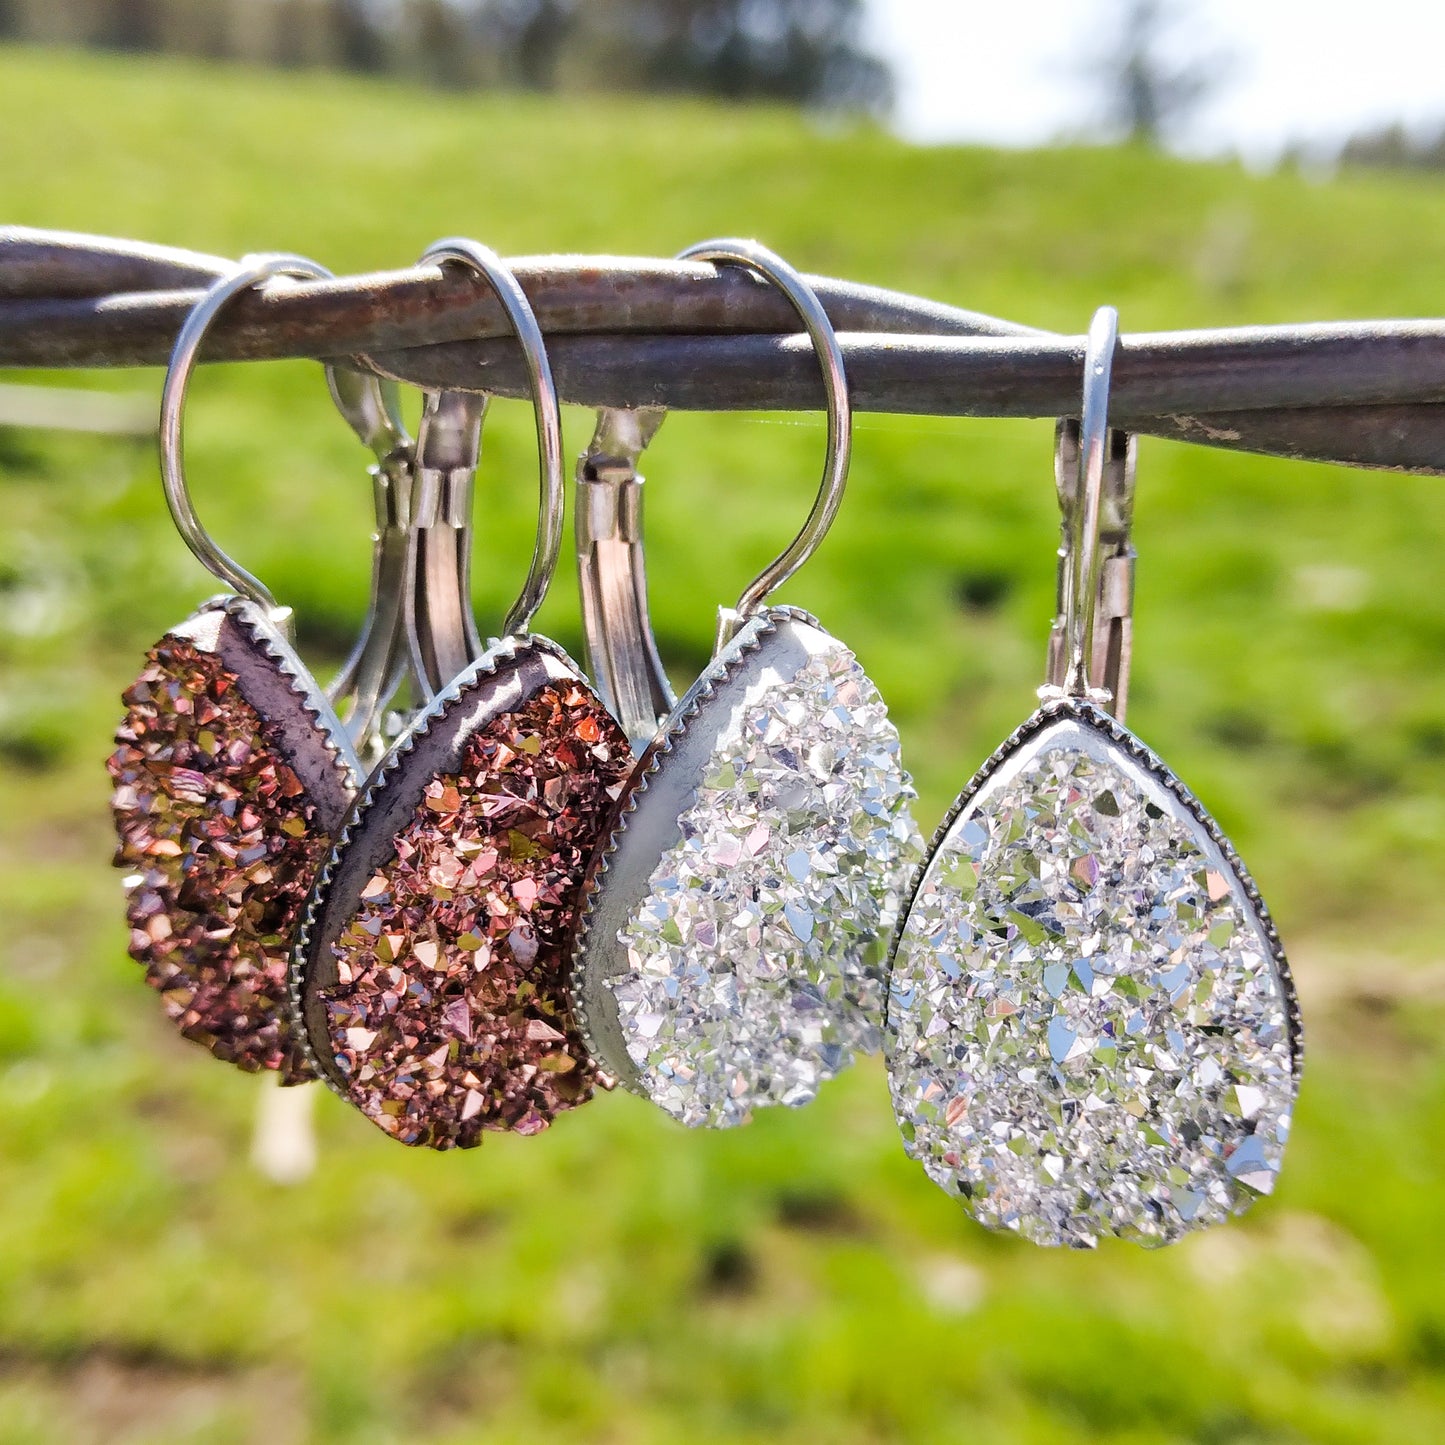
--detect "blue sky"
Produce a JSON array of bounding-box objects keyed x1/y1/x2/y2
[{"x1": 867, "y1": 1, "x2": 1445, "y2": 158}]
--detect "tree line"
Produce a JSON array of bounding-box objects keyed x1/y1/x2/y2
[{"x1": 0, "y1": 0, "x2": 892, "y2": 111}]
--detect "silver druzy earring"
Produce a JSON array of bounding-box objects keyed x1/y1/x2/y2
[
  {"x1": 886, "y1": 307, "x2": 1302, "y2": 1248},
  {"x1": 572, "y1": 239, "x2": 922, "y2": 1129}
]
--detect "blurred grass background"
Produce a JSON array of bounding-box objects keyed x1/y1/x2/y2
[{"x1": 4, "y1": 42, "x2": 1445, "y2": 1444}]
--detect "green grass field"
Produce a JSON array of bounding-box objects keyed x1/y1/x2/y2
[{"x1": 3, "y1": 43, "x2": 1445, "y2": 1444}]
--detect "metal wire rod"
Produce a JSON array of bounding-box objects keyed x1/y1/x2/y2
[
  {"x1": 406, "y1": 326, "x2": 1445, "y2": 468},
  {"x1": 0, "y1": 228, "x2": 1022, "y2": 366},
  {"x1": 4, "y1": 228, "x2": 1445, "y2": 473},
  {"x1": 361, "y1": 326, "x2": 1445, "y2": 445},
  {"x1": 0, "y1": 227, "x2": 229, "y2": 299}
]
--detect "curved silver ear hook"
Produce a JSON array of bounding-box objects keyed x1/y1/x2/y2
[
  {"x1": 160, "y1": 253, "x2": 333, "y2": 615},
  {"x1": 675, "y1": 239, "x2": 851, "y2": 654},
  {"x1": 575, "y1": 406, "x2": 675, "y2": 751},
  {"x1": 416, "y1": 238, "x2": 564, "y2": 643},
  {"x1": 1043, "y1": 306, "x2": 1138, "y2": 717}
]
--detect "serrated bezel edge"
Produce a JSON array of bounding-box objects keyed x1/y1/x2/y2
[
  {"x1": 568, "y1": 605, "x2": 823, "y2": 1081},
  {"x1": 886, "y1": 697, "x2": 1303, "y2": 1072},
  {"x1": 286, "y1": 631, "x2": 580, "y2": 1094},
  {"x1": 196, "y1": 593, "x2": 363, "y2": 796}
]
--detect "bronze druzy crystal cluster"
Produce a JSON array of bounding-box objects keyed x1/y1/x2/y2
[
  {"x1": 318, "y1": 681, "x2": 630, "y2": 1148},
  {"x1": 109, "y1": 633, "x2": 337, "y2": 1083},
  {"x1": 108, "y1": 596, "x2": 363, "y2": 1084}
]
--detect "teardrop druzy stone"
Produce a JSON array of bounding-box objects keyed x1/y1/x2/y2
[
  {"x1": 107, "y1": 599, "x2": 358, "y2": 1081},
  {"x1": 576, "y1": 608, "x2": 923, "y2": 1128},
  {"x1": 887, "y1": 701, "x2": 1300, "y2": 1248},
  {"x1": 299, "y1": 642, "x2": 632, "y2": 1149}
]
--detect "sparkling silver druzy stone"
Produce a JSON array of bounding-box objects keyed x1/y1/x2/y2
[
  {"x1": 576, "y1": 608, "x2": 923, "y2": 1128},
  {"x1": 887, "y1": 702, "x2": 1300, "y2": 1248}
]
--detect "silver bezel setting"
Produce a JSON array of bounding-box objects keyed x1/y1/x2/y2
[
  {"x1": 570, "y1": 607, "x2": 815, "y2": 1093},
  {"x1": 570, "y1": 604, "x2": 919, "y2": 1114},
  {"x1": 176, "y1": 593, "x2": 362, "y2": 819}
]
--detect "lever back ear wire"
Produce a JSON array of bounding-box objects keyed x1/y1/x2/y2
[
  {"x1": 675, "y1": 238, "x2": 851, "y2": 654},
  {"x1": 575, "y1": 406, "x2": 675, "y2": 751},
  {"x1": 1042, "y1": 307, "x2": 1138, "y2": 719},
  {"x1": 391, "y1": 238, "x2": 563, "y2": 702},
  {"x1": 109, "y1": 253, "x2": 387, "y2": 1085},
  {"x1": 158, "y1": 253, "x2": 332, "y2": 617},
  {"x1": 422, "y1": 238, "x2": 565, "y2": 642},
  {"x1": 292, "y1": 238, "x2": 633, "y2": 1151},
  {"x1": 324, "y1": 365, "x2": 418, "y2": 762},
  {"x1": 1047, "y1": 421, "x2": 1137, "y2": 719},
  {"x1": 570, "y1": 237, "x2": 922, "y2": 1132},
  {"x1": 404, "y1": 388, "x2": 489, "y2": 696},
  {"x1": 886, "y1": 304, "x2": 1301, "y2": 1250}
]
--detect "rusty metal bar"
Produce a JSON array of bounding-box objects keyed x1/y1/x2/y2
[
  {"x1": 0, "y1": 227, "x2": 1026, "y2": 366},
  {"x1": 365, "y1": 324, "x2": 1445, "y2": 415},
  {"x1": 4, "y1": 227, "x2": 1445, "y2": 474},
  {"x1": 0, "y1": 228, "x2": 230, "y2": 299}
]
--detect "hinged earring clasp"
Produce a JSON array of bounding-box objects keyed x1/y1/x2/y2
[
  {"x1": 1041, "y1": 306, "x2": 1136, "y2": 718},
  {"x1": 575, "y1": 406, "x2": 674, "y2": 751}
]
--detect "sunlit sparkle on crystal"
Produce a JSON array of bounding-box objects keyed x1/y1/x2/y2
[
  {"x1": 107, "y1": 636, "x2": 328, "y2": 1081},
  {"x1": 887, "y1": 714, "x2": 1297, "y2": 1248},
  {"x1": 322, "y1": 681, "x2": 631, "y2": 1149},
  {"x1": 609, "y1": 636, "x2": 923, "y2": 1128}
]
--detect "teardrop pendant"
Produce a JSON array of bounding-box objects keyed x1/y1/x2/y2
[
  {"x1": 294, "y1": 637, "x2": 632, "y2": 1148},
  {"x1": 887, "y1": 699, "x2": 1300, "y2": 1247},
  {"x1": 107, "y1": 259, "x2": 421, "y2": 1086},
  {"x1": 885, "y1": 306, "x2": 1302, "y2": 1247},
  {"x1": 569, "y1": 239, "x2": 924, "y2": 1130},
  {"x1": 108, "y1": 597, "x2": 359, "y2": 1081},
  {"x1": 574, "y1": 606, "x2": 922, "y2": 1127}
]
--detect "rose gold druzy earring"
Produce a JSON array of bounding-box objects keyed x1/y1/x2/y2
[
  {"x1": 292, "y1": 239, "x2": 632, "y2": 1149},
  {"x1": 108, "y1": 256, "x2": 417, "y2": 1082}
]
